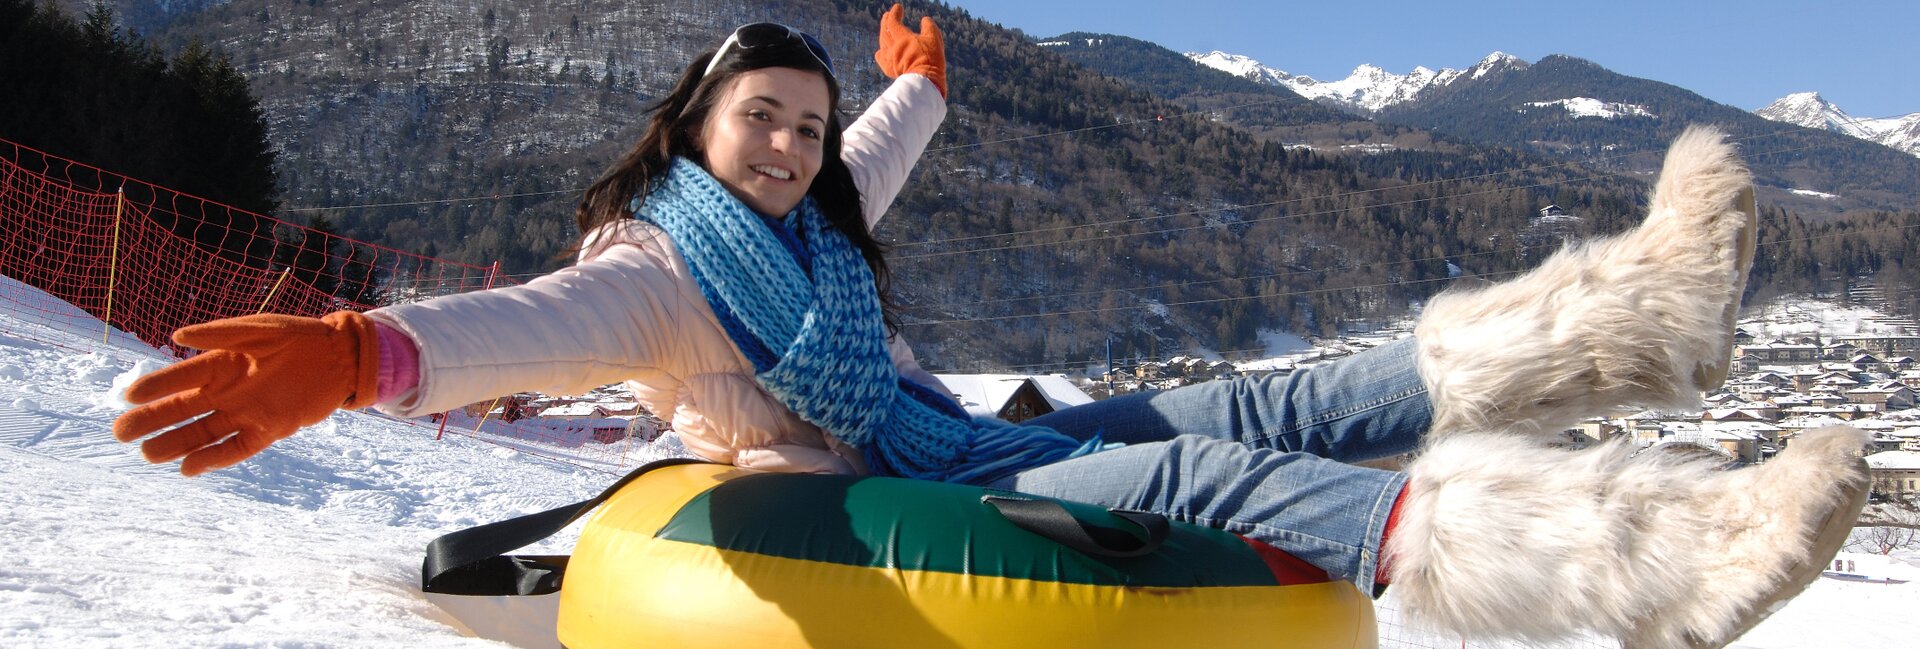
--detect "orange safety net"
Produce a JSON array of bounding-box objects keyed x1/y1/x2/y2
[{"x1": 0, "y1": 138, "x2": 664, "y2": 473}]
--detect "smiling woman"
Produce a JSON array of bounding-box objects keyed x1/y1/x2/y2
[
  {"x1": 112, "y1": 4, "x2": 1871, "y2": 648},
  {"x1": 694, "y1": 67, "x2": 831, "y2": 218}
]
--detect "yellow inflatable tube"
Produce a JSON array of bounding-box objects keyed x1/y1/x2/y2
[{"x1": 557, "y1": 463, "x2": 1377, "y2": 648}]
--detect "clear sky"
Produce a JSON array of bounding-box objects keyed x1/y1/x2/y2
[{"x1": 941, "y1": 0, "x2": 1919, "y2": 119}]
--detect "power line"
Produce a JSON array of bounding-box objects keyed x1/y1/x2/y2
[
  {"x1": 911, "y1": 241, "x2": 1551, "y2": 311},
  {"x1": 893, "y1": 140, "x2": 1838, "y2": 261},
  {"x1": 278, "y1": 188, "x2": 579, "y2": 214},
  {"x1": 921, "y1": 95, "x2": 1302, "y2": 153},
  {"x1": 899, "y1": 218, "x2": 1920, "y2": 327}
]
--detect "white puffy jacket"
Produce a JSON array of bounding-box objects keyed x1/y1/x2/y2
[{"x1": 367, "y1": 75, "x2": 947, "y2": 475}]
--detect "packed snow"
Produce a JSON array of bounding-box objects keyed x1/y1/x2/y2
[
  {"x1": 1523, "y1": 97, "x2": 1658, "y2": 120},
  {"x1": 2, "y1": 272, "x2": 1916, "y2": 648}
]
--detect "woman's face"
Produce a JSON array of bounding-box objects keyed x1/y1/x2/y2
[{"x1": 695, "y1": 67, "x2": 831, "y2": 217}]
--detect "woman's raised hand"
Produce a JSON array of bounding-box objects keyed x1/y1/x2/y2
[
  {"x1": 875, "y1": 3, "x2": 946, "y2": 97},
  {"x1": 113, "y1": 311, "x2": 381, "y2": 476}
]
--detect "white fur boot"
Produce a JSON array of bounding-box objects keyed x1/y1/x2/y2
[
  {"x1": 1386, "y1": 425, "x2": 1871, "y2": 649},
  {"x1": 1416, "y1": 125, "x2": 1759, "y2": 438}
]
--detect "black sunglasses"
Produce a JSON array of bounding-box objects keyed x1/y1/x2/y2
[{"x1": 701, "y1": 23, "x2": 835, "y2": 80}]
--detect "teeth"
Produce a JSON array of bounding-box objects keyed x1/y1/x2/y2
[{"x1": 752, "y1": 165, "x2": 792, "y2": 180}]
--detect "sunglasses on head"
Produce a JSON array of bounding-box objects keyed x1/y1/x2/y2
[{"x1": 701, "y1": 22, "x2": 836, "y2": 81}]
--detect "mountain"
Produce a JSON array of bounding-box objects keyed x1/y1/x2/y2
[
  {"x1": 1037, "y1": 33, "x2": 1351, "y2": 127},
  {"x1": 72, "y1": 0, "x2": 1639, "y2": 370},
  {"x1": 1757, "y1": 92, "x2": 1920, "y2": 158},
  {"x1": 1035, "y1": 33, "x2": 1410, "y2": 147},
  {"x1": 1188, "y1": 50, "x2": 1528, "y2": 115},
  {"x1": 1375, "y1": 55, "x2": 1920, "y2": 213},
  {"x1": 26, "y1": 1, "x2": 1919, "y2": 370},
  {"x1": 1183, "y1": 49, "x2": 1920, "y2": 213}
]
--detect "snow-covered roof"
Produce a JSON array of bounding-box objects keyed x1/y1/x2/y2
[
  {"x1": 1853, "y1": 381, "x2": 1913, "y2": 394},
  {"x1": 934, "y1": 374, "x2": 1094, "y2": 418},
  {"x1": 1779, "y1": 414, "x2": 1850, "y2": 428},
  {"x1": 1865, "y1": 450, "x2": 1920, "y2": 470},
  {"x1": 1705, "y1": 421, "x2": 1781, "y2": 434},
  {"x1": 538, "y1": 402, "x2": 605, "y2": 418},
  {"x1": 1703, "y1": 407, "x2": 1769, "y2": 420}
]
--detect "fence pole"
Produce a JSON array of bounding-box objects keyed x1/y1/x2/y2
[
  {"x1": 471, "y1": 395, "x2": 504, "y2": 437},
  {"x1": 103, "y1": 188, "x2": 124, "y2": 344},
  {"x1": 257, "y1": 268, "x2": 291, "y2": 314}
]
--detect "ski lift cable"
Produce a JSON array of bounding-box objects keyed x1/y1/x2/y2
[
  {"x1": 901, "y1": 219, "x2": 1920, "y2": 327},
  {"x1": 892, "y1": 140, "x2": 1838, "y2": 260}
]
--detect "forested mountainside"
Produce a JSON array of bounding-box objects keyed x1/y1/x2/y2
[{"x1": 32, "y1": 0, "x2": 1920, "y2": 370}]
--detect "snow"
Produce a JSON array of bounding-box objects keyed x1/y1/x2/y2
[
  {"x1": 1790, "y1": 188, "x2": 1840, "y2": 200},
  {"x1": 1185, "y1": 50, "x2": 1528, "y2": 114},
  {"x1": 3, "y1": 273, "x2": 1918, "y2": 648},
  {"x1": 1756, "y1": 92, "x2": 1920, "y2": 158},
  {"x1": 1523, "y1": 97, "x2": 1657, "y2": 120}
]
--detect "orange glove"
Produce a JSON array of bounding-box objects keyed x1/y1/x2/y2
[
  {"x1": 875, "y1": 3, "x2": 947, "y2": 98},
  {"x1": 113, "y1": 311, "x2": 380, "y2": 476}
]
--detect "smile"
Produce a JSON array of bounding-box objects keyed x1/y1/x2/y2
[{"x1": 752, "y1": 165, "x2": 794, "y2": 180}]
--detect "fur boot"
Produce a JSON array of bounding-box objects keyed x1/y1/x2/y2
[
  {"x1": 1386, "y1": 426, "x2": 1871, "y2": 649},
  {"x1": 1416, "y1": 125, "x2": 1759, "y2": 438}
]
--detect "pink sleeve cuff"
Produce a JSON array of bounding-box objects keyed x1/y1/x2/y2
[{"x1": 373, "y1": 322, "x2": 422, "y2": 404}]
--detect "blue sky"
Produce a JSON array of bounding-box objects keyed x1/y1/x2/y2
[{"x1": 941, "y1": 0, "x2": 1919, "y2": 118}]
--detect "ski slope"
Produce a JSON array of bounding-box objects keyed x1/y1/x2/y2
[{"x1": 2, "y1": 273, "x2": 1915, "y2": 647}]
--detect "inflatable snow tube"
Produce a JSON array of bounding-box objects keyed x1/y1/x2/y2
[{"x1": 555, "y1": 463, "x2": 1377, "y2": 649}]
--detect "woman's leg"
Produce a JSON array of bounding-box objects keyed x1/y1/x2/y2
[
  {"x1": 1029, "y1": 127, "x2": 1755, "y2": 464},
  {"x1": 992, "y1": 428, "x2": 1871, "y2": 648},
  {"x1": 1414, "y1": 126, "x2": 1758, "y2": 442},
  {"x1": 987, "y1": 434, "x2": 1407, "y2": 594},
  {"x1": 1024, "y1": 338, "x2": 1431, "y2": 464}
]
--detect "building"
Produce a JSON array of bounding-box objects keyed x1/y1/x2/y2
[
  {"x1": 1738, "y1": 341, "x2": 1819, "y2": 364},
  {"x1": 1865, "y1": 450, "x2": 1920, "y2": 497},
  {"x1": 1834, "y1": 335, "x2": 1920, "y2": 356},
  {"x1": 934, "y1": 374, "x2": 1095, "y2": 423},
  {"x1": 1846, "y1": 382, "x2": 1917, "y2": 411}
]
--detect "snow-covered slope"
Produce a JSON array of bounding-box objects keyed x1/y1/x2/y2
[
  {"x1": 2, "y1": 272, "x2": 1916, "y2": 648},
  {"x1": 1187, "y1": 51, "x2": 1527, "y2": 114},
  {"x1": 1758, "y1": 92, "x2": 1920, "y2": 157}
]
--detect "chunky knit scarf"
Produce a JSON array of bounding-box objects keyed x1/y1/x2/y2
[{"x1": 632, "y1": 158, "x2": 1098, "y2": 485}]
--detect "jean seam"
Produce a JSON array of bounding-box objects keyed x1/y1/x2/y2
[
  {"x1": 1169, "y1": 512, "x2": 1355, "y2": 560},
  {"x1": 1263, "y1": 384, "x2": 1426, "y2": 443}
]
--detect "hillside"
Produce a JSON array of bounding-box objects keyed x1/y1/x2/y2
[
  {"x1": 26, "y1": 0, "x2": 1916, "y2": 371},
  {"x1": 1379, "y1": 55, "x2": 1920, "y2": 213}
]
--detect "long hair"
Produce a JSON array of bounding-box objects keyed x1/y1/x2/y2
[{"x1": 576, "y1": 38, "x2": 898, "y2": 332}]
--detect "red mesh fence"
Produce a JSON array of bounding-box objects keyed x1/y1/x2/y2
[{"x1": 0, "y1": 138, "x2": 668, "y2": 473}]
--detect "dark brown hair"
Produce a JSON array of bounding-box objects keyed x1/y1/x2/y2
[{"x1": 575, "y1": 37, "x2": 896, "y2": 330}]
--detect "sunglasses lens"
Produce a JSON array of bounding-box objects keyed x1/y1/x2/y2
[
  {"x1": 714, "y1": 23, "x2": 835, "y2": 79},
  {"x1": 733, "y1": 23, "x2": 793, "y2": 47},
  {"x1": 798, "y1": 33, "x2": 834, "y2": 74}
]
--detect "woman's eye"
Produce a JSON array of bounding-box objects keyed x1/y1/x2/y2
[
  {"x1": 800, "y1": 127, "x2": 820, "y2": 140},
  {"x1": 747, "y1": 110, "x2": 770, "y2": 121}
]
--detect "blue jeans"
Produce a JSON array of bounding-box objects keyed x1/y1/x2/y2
[{"x1": 990, "y1": 337, "x2": 1429, "y2": 593}]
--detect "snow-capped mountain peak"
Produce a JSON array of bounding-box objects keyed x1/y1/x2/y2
[
  {"x1": 1185, "y1": 50, "x2": 1528, "y2": 114},
  {"x1": 1758, "y1": 92, "x2": 1876, "y2": 139},
  {"x1": 1470, "y1": 51, "x2": 1525, "y2": 79},
  {"x1": 1187, "y1": 50, "x2": 1293, "y2": 86},
  {"x1": 1757, "y1": 92, "x2": 1920, "y2": 158}
]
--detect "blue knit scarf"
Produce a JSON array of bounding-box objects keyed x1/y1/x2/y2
[{"x1": 631, "y1": 158, "x2": 1099, "y2": 485}]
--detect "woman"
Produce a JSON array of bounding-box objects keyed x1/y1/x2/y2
[{"x1": 113, "y1": 7, "x2": 1867, "y2": 648}]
